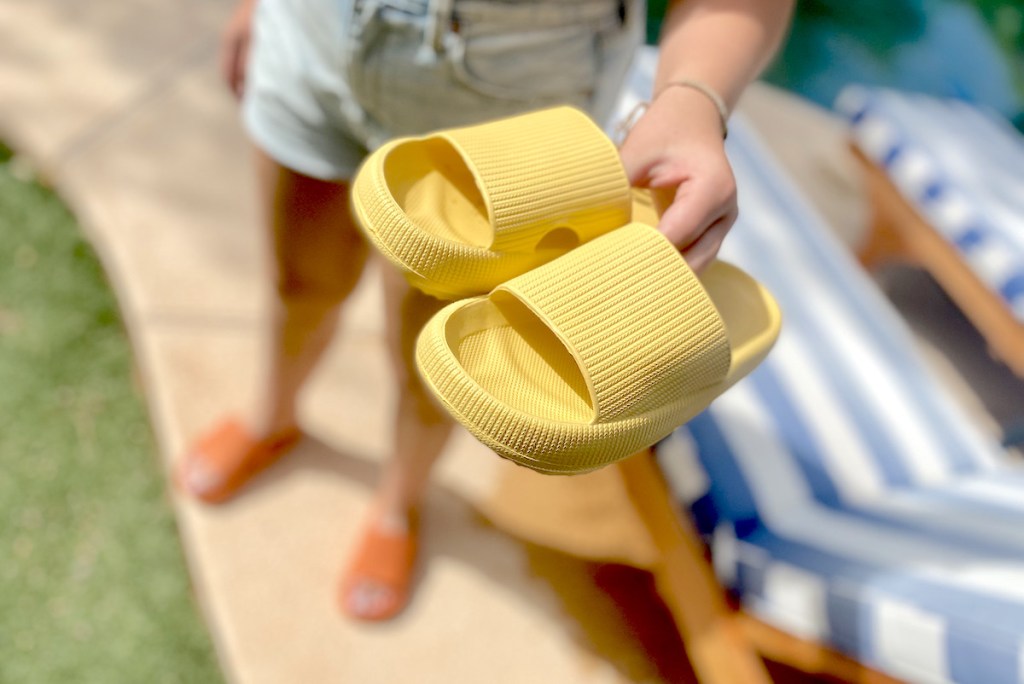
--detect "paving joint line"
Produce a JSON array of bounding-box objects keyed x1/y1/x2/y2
[{"x1": 53, "y1": 36, "x2": 219, "y2": 168}]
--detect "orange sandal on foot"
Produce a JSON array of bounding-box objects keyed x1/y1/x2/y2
[
  {"x1": 174, "y1": 417, "x2": 301, "y2": 504},
  {"x1": 339, "y1": 518, "x2": 419, "y2": 622}
]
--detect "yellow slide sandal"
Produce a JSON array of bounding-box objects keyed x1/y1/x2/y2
[
  {"x1": 351, "y1": 106, "x2": 633, "y2": 299},
  {"x1": 415, "y1": 222, "x2": 781, "y2": 474}
]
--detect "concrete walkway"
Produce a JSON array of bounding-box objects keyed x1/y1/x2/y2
[
  {"x1": 0, "y1": 2, "x2": 676, "y2": 682},
  {"x1": 4, "y1": 2, "x2": 1022, "y2": 683}
]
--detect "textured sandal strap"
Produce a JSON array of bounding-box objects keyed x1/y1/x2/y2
[
  {"x1": 496, "y1": 223, "x2": 731, "y2": 422},
  {"x1": 441, "y1": 107, "x2": 631, "y2": 252}
]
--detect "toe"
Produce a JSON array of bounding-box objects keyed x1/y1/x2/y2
[
  {"x1": 181, "y1": 452, "x2": 220, "y2": 495},
  {"x1": 345, "y1": 582, "x2": 397, "y2": 621}
]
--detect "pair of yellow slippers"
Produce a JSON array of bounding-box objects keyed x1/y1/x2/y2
[{"x1": 352, "y1": 107, "x2": 781, "y2": 475}]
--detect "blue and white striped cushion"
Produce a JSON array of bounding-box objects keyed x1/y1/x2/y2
[
  {"x1": 652, "y1": 117, "x2": 1024, "y2": 684},
  {"x1": 835, "y1": 86, "x2": 1024, "y2": 321},
  {"x1": 611, "y1": 55, "x2": 1024, "y2": 682}
]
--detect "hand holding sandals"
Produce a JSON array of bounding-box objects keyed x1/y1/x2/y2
[
  {"x1": 352, "y1": 107, "x2": 781, "y2": 474},
  {"x1": 619, "y1": 85, "x2": 738, "y2": 273}
]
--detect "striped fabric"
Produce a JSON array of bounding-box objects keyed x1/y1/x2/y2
[
  {"x1": 611, "y1": 48, "x2": 1024, "y2": 684},
  {"x1": 835, "y1": 86, "x2": 1024, "y2": 321},
  {"x1": 658, "y1": 122, "x2": 1024, "y2": 684}
]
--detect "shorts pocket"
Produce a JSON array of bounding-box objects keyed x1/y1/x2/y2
[
  {"x1": 448, "y1": 0, "x2": 623, "y2": 103},
  {"x1": 449, "y1": 26, "x2": 599, "y2": 102},
  {"x1": 342, "y1": 0, "x2": 625, "y2": 137}
]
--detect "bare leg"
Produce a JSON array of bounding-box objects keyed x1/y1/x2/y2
[
  {"x1": 250, "y1": 150, "x2": 368, "y2": 437},
  {"x1": 342, "y1": 260, "x2": 455, "y2": 619},
  {"x1": 376, "y1": 263, "x2": 455, "y2": 526},
  {"x1": 178, "y1": 149, "x2": 367, "y2": 501}
]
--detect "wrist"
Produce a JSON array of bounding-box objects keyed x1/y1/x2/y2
[
  {"x1": 614, "y1": 87, "x2": 726, "y2": 149},
  {"x1": 653, "y1": 79, "x2": 729, "y2": 139}
]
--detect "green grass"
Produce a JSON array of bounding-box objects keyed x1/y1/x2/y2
[{"x1": 0, "y1": 143, "x2": 223, "y2": 684}]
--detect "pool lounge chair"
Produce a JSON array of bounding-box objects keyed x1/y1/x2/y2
[
  {"x1": 610, "y1": 55, "x2": 1024, "y2": 684},
  {"x1": 836, "y1": 86, "x2": 1024, "y2": 378}
]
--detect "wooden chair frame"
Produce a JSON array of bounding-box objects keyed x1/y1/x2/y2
[
  {"x1": 851, "y1": 145, "x2": 1024, "y2": 378},
  {"x1": 594, "y1": 108, "x2": 1021, "y2": 683},
  {"x1": 616, "y1": 453, "x2": 906, "y2": 684}
]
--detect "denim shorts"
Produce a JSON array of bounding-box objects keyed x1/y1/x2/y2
[{"x1": 243, "y1": 0, "x2": 643, "y2": 180}]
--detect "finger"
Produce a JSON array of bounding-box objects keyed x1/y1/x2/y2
[
  {"x1": 219, "y1": 32, "x2": 250, "y2": 99},
  {"x1": 218, "y1": 40, "x2": 235, "y2": 92},
  {"x1": 232, "y1": 66, "x2": 246, "y2": 100},
  {"x1": 233, "y1": 35, "x2": 250, "y2": 98},
  {"x1": 656, "y1": 180, "x2": 728, "y2": 251},
  {"x1": 681, "y1": 216, "x2": 732, "y2": 274}
]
